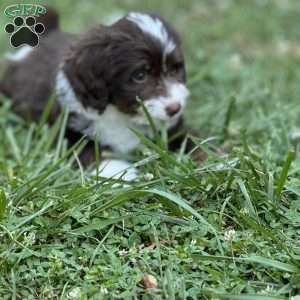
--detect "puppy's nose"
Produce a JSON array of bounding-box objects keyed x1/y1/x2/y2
[{"x1": 166, "y1": 103, "x2": 181, "y2": 117}]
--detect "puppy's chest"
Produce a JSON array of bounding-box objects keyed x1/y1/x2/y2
[{"x1": 71, "y1": 106, "x2": 146, "y2": 154}]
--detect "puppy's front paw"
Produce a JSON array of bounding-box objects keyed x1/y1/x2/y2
[{"x1": 93, "y1": 159, "x2": 138, "y2": 181}]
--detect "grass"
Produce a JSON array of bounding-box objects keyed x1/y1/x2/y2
[{"x1": 1, "y1": 0, "x2": 300, "y2": 299}]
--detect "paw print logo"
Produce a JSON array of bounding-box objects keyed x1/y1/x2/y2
[{"x1": 5, "y1": 16, "x2": 45, "y2": 48}]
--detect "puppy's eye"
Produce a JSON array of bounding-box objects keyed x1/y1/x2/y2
[
  {"x1": 169, "y1": 62, "x2": 183, "y2": 75},
  {"x1": 131, "y1": 66, "x2": 150, "y2": 83}
]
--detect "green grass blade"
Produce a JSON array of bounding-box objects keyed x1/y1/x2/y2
[
  {"x1": 215, "y1": 294, "x2": 285, "y2": 300},
  {"x1": 276, "y1": 150, "x2": 295, "y2": 196},
  {"x1": 72, "y1": 214, "x2": 135, "y2": 234},
  {"x1": 237, "y1": 179, "x2": 259, "y2": 221},
  {"x1": 0, "y1": 189, "x2": 7, "y2": 221},
  {"x1": 192, "y1": 254, "x2": 297, "y2": 273}
]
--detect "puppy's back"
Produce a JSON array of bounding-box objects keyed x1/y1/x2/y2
[{"x1": 0, "y1": 7, "x2": 75, "y2": 121}]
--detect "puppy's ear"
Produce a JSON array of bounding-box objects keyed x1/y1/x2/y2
[{"x1": 62, "y1": 27, "x2": 111, "y2": 112}]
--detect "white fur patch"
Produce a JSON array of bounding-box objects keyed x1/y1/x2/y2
[
  {"x1": 133, "y1": 81, "x2": 190, "y2": 128},
  {"x1": 98, "y1": 159, "x2": 138, "y2": 181},
  {"x1": 83, "y1": 105, "x2": 142, "y2": 154},
  {"x1": 4, "y1": 45, "x2": 33, "y2": 61},
  {"x1": 56, "y1": 71, "x2": 83, "y2": 113},
  {"x1": 126, "y1": 12, "x2": 176, "y2": 55},
  {"x1": 56, "y1": 70, "x2": 147, "y2": 154}
]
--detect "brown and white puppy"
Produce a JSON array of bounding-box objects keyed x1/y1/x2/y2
[{"x1": 0, "y1": 10, "x2": 192, "y2": 179}]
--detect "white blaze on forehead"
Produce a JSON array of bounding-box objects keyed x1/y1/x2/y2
[{"x1": 126, "y1": 12, "x2": 176, "y2": 54}]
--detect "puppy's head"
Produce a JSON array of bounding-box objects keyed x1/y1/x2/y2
[{"x1": 62, "y1": 12, "x2": 189, "y2": 129}]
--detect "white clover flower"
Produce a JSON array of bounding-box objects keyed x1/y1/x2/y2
[
  {"x1": 228, "y1": 53, "x2": 243, "y2": 70},
  {"x1": 25, "y1": 232, "x2": 36, "y2": 245},
  {"x1": 240, "y1": 207, "x2": 249, "y2": 215},
  {"x1": 291, "y1": 296, "x2": 300, "y2": 300},
  {"x1": 191, "y1": 239, "x2": 197, "y2": 246},
  {"x1": 224, "y1": 229, "x2": 236, "y2": 241},
  {"x1": 100, "y1": 287, "x2": 108, "y2": 295},
  {"x1": 118, "y1": 249, "x2": 128, "y2": 256},
  {"x1": 144, "y1": 173, "x2": 154, "y2": 181},
  {"x1": 67, "y1": 287, "x2": 81, "y2": 299}
]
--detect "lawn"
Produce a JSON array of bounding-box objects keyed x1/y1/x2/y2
[{"x1": 1, "y1": 0, "x2": 300, "y2": 299}]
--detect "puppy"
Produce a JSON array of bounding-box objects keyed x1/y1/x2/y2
[{"x1": 0, "y1": 9, "x2": 199, "y2": 179}]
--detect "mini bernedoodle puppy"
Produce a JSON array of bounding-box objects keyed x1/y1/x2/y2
[{"x1": 0, "y1": 8, "x2": 204, "y2": 180}]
